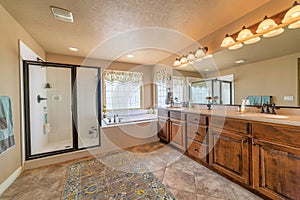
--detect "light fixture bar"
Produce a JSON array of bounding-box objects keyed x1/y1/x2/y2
[
  {"x1": 173, "y1": 47, "x2": 209, "y2": 67},
  {"x1": 222, "y1": 3, "x2": 300, "y2": 49}
]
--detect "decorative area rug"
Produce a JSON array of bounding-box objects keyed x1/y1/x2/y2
[{"x1": 63, "y1": 151, "x2": 176, "y2": 199}]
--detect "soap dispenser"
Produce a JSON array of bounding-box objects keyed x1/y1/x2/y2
[{"x1": 241, "y1": 100, "x2": 246, "y2": 113}]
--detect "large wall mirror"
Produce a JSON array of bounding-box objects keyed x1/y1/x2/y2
[{"x1": 174, "y1": 26, "x2": 300, "y2": 107}]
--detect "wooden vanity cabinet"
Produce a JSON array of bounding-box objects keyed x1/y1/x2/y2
[
  {"x1": 209, "y1": 117, "x2": 251, "y2": 185},
  {"x1": 252, "y1": 123, "x2": 300, "y2": 200},
  {"x1": 157, "y1": 109, "x2": 170, "y2": 143},
  {"x1": 169, "y1": 111, "x2": 186, "y2": 151},
  {"x1": 186, "y1": 113, "x2": 209, "y2": 163}
]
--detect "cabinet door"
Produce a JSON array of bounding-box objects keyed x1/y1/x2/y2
[
  {"x1": 170, "y1": 119, "x2": 186, "y2": 151},
  {"x1": 209, "y1": 128, "x2": 249, "y2": 185},
  {"x1": 158, "y1": 117, "x2": 169, "y2": 143},
  {"x1": 252, "y1": 140, "x2": 300, "y2": 200}
]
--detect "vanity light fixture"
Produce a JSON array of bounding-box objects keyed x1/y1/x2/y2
[
  {"x1": 187, "y1": 52, "x2": 196, "y2": 61},
  {"x1": 173, "y1": 47, "x2": 209, "y2": 67},
  {"x1": 180, "y1": 56, "x2": 188, "y2": 64},
  {"x1": 221, "y1": 34, "x2": 235, "y2": 48},
  {"x1": 195, "y1": 47, "x2": 208, "y2": 57},
  {"x1": 282, "y1": 1, "x2": 300, "y2": 29},
  {"x1": 229, "y1": 43, "x2": 243, "y2": 50},
  {"x1": 288, "y1": 20, "x2": 300, "y2": 29},
  {"x1": 173, "y1": 58, "x2": 181, "y2": 67},
  {"x1": 237, "y1": 26, "x2": 261, "y2": 44},
  {"x1": 263, "y1": 28, "x2": 284, "y2": 38},
  {"x1": 256, "y1": 16, "x2": 284, "y2": 38},
  {"x1": 221, "y1": 2, "x2": 300, "y2": 50},
  {"x1": 256, "y1": 16, "x2": 279, "y2": 33}
]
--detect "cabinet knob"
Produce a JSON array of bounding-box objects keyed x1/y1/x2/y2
[
  {"x1": 252, "y1": 141, "x2": 256, "y2": 146},
  {"x1": 194, "y1": 148, "x2": 199, "y2": 152}
]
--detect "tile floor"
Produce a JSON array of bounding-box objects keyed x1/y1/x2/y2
[{"x1": 0, "y1": 142, "x2": 262, "y2": 200}]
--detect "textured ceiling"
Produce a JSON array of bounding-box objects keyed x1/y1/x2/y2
[{"x1": 0, "y1": 0, "x2": 271, "y2": 64}]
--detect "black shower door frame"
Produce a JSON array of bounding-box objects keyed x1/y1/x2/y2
[{"x1": 23, "y1": 60, "x2": 102, "y2": 160}]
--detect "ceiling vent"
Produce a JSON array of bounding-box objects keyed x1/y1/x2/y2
[{"x1": 51, "y1": 6, "x2": 73, "y2": 23}]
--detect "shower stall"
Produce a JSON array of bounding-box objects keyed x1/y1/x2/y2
[{"x1": 23, "y1": 61, "x2": 101, "y2": 160}]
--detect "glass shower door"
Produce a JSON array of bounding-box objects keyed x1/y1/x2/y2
[
  {"x1": 76, "y1": 67, "x2": 101, "y2": 148},
  {"x1": 27, "y1": 63, "x2": 73, "y2": 156}
]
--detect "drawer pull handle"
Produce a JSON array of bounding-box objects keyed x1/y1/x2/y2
[
  {"x1": 194, "y1": 148, "x2": 199, "y2": 152},
  {"x1": 242, "y1": 139, "x2": 248, "y2": 143}
]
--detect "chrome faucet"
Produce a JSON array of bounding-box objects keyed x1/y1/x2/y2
[
  {"x1": 260, "y1": 103, "x2": 276, "y2": 114},
  {"x1": 113, "y1": 114, "x2": 118, "y2": 123},
  {"x1": 270, "y1": 103, "x2": 276, "y2": 114},
  {"x1": 261, "y1": 103, "x2": 270, "y2": 113}
]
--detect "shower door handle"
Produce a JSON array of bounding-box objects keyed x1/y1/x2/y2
[{"x1": 37, "y1": 95, "x2": 47, "y2": 103}]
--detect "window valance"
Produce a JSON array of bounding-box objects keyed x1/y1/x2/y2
[
  {"x1": 173, "y1": 76, "x2": 186, "y2": 85},
  {"x1": 154, "y1": 69, "x2": 168, "y2": 82},
  {"x1": 103, "y1": 70, "x2": 143, "y2": 83},
  {"x1": 192, "y1": 82, "x2": 208, "y2": 88}
]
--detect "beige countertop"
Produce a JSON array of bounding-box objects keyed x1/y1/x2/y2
[{"x1": 162, "y1": 107, "x2": 300, "y2": 127}]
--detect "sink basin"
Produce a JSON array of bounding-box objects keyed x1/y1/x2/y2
[{"x1": 260, "y1": 115, "x2": 288, "y2": 119}]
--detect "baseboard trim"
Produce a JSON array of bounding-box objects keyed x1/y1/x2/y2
[{"x1": 0, "y1": 166, "x2": 23, "y2": 195}]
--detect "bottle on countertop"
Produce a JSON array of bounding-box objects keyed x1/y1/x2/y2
[{"x1": 241, "y1": 99, "x2": 246, "y2": 113}]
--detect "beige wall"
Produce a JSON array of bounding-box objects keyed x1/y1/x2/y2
[
  {"x1": 46, "y1": 53, "x2": 154, "y2": 109},
  {"x1": 206, "y1": 52, "x2": 300, "y2": 106},
  {"x1": 0, "y1": 5, "x2": 45, "y2": 184}
]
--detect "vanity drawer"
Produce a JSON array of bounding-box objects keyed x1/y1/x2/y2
[
  {"x1": 158, "y1": 109, "x2": 169, "y2": 117},
  {"x1": 187, "y1": 123, "x2": 207, "y2": 144},
  {"x1": 170, "y1": 111, "x2": 185, "y2": 120},
  {"x1": 210, "y1": 117, "x2": 250, "y2": 135},
  {"x1": 187, "y1": 138, "x2": 208, "y2": 163},
  {"x1": 187, "y1": 113, "x2": 207, "y2": 126},
  {"x1": 252, "y1": 123, "x2": 300, "y2": 148}
]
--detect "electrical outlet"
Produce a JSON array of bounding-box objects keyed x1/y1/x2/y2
[{"x1": 284, "y1": 96, "x2": 294, "y2": 101}]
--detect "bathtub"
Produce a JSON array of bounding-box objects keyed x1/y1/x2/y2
[{"x1": 102, "y1": 110, "x2": 157, "y2": 126}]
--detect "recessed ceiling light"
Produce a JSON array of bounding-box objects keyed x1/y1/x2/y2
[
  {"x1": 235, "y1": 59, "x2": 247, "y2": 64},
  {"x1": 51, "y1": 6, "x2": 74, "y2": 23},
  {"x1": 204, "y1": 69, "x2": 209, "y2": 72},
  {"x1": 68, "y1": 47, "x2": 78, "y2": 51},
  {"x1": 127, "y1": 54, "x2": 134, "y2": 58}
]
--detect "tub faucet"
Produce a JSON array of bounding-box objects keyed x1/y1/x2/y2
[{"x1": 113, "y1": 114, "x2": 118, "y2": 123}]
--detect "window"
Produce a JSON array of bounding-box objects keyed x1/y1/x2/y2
[
  {"x1": 191, "y1": 81, "x2": 211, "y2": 104},
  {"x1": 104, "y1": 70, "x2": 143, "y2": 110},
  {"x1": 155, "y1": 70, "x2": 167, "y2": 107},
  {"x1": 191, "y1": 79, "x2": 232, "y2": 104},
  {"x1": 173, "y1": 76, "x2": 185, "y2": 103}
]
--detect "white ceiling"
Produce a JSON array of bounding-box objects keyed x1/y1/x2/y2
[{"x1": 0, "y1": 0, "x2": 271, "y2": 64}]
